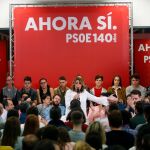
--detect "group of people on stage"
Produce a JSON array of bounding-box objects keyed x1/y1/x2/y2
[{"x1": 0, "y1": 74, "x2": 150, "y2": 150}]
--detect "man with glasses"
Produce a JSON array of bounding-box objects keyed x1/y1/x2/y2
[
  {"x1": 126, "y1": 74, "x2": 146, "y2": 98},
  {"x1": 0, "y1": 76, "x2": 17, "y2": 104},
  {"x1": 54, "y1": 76, "x2": 69, "y2": 107},
  {"x1": 17, "y1": 76, "x2": 38, "y2": 105}
]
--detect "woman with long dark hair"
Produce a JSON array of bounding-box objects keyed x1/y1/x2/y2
[
  {"x1": 1, "y1": 117, "x2": 22, "y2": 149},
  {"x1": 108, "y1": 75, "x2": 126, "y2": 104},
  {"x1": 37, "y1": 78, "x2": 54, "y2": 104}
]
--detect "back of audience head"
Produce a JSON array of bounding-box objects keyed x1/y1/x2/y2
[
  {"x1": 140, "y1": 134, "x2": 150, "y2": 150},
  {"x1": 86, "y1": 121, "x2": 106, "y2": 144},
  {"x1": 23, "y1": 134, "x2": 38, "y2": 150},
  {"x1": 7, "y1": 109, "x2": 19, "y2": 119},
  {"x1": 35, "y1": 127, "x2": 45, "y2": 140},
  {"x1": 23, "y1": 114, "x2": 39, "y2": 136},
  {"x1": 73, "y1": 141, "x2": 92, "y2": 150},
  {"x1": 19, "y1": 101, "x2": 29, "y2": 113},
  {"x1": 136, "y1": 123, "x2": 150, "y2": 149},
  {"x1": 85, "y1": 133, "x2": 102, "y2": 150},
  {"x1": 144, "y1": 105, "x2": 150, "y2": 123},
  {"x1": 66, "y1": 108, "x2": 86, "y2": 124},
  {"x1": 42, "y1": 125, "x2": 59, "y2": 141},
  {"x1": 50, "y1": 106, "x2": 61, "y2": 121},
  {"x1": 108, "y1": 110, "x2": 122, "y2": 128},
  {"x1": 1, "y1": 117, "x2": 21, "y2": 148},
  {"x1": 135, "y1": 101, "x2": 144, "y2": 115},
  {"x1": 58, "y1": 127, "x2": 71, "y2": 147},
  {"x1": 70, "y1": 99, "x2": 81, "y2": 110},
  {"x1": 108, "y1": 103, "x2": 119, "y2": 113},
  {"x1": 27, "y1": 106, "x2": 39, "y2": 116},
  {"x1": 33, "y1": 139, "x2": 55, "y2": 150},
  {"x1": 121, "y1": 110, "x2": 132, "y2": 126},
  {"x1": 71, "y1": 110, "x2": 84, "y2": 126}
]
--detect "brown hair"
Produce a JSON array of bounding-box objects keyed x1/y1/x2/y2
[
  {"x1": 23, "y1": 114, "x2": 39, "y2": 136},
  {"x1": 1, "y1": 117, "x2": 21, "y2": 147},
  {"x1": 71, "y1": 76, "x2": 85, "y2": 92}
]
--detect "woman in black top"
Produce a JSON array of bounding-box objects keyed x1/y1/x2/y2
[{"x1": 37, "y1": 78, "x2": 54, "y2": 104}]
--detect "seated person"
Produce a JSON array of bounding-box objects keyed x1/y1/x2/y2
[
  {"x1": 106, "y1": 110, "x2": 134, "y2": 150},
  {"x1": 17, "y1": 76, "x2": 38, "y2": 105},
  {"x1": 69, "y1": 111, "x2": 85, "y2": 142}
]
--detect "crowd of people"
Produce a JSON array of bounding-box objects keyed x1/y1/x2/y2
[{"x1": 0, "y1": 74, "x2": 150, "y2": 150}]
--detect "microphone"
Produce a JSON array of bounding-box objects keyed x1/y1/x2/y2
[
  {"x1": 77, "y1": 88, "x2": 80, "y2": 94},
  {"x1": 76, "y1": 88, "x2": 80, "y2": 100}
]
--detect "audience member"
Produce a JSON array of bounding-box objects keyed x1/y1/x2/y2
[
  {"x1": 73, "y1": 141, "x2": 93, "y2": 150},
  {"x1": 0, "y1": 76, "x2": 17, "y2": 105},
  {"x1": 130, "y1": 101, "x2": 146, "y2": 129},
  {"x1": 23, "y1": 114, "x2": 39, "y2": 136},
  {"x1": 19, "y1": 102, "x2": 29, "y2": 124},
  {"x1": 17, "y1": 76, "x2": 38, "y2": 105},
  {"x1": 85, "y1": 121, "x2": 107, "y2": 150},
  {"x1": 126, "y1": 74, "x2": 146, "y2": 98},
  {"x1": 1, "y1": 99, "x2": 14, "y2": 122},
  {"x1": 65, "y1": 99, "x2": 88, "y2": 132},
  {"x1": 1, "y1": 117, "x2": 22, "y2": 149},
  {"x1": 53, "y1": 94, "x2": 66, "y2": 116},
  {"x1": 106, "y1": 110, "x2": 134, "y2": 149},
  {"x1": 121, "y1": 110, "x2": 136, "y2": 136},
  {"x1": 22, "y1": 134, "x2": 38, "y2": 150},
  {"x1": 54, "y1": 76, "x2": 69, "y2": 107},
  {"x1": 58, "y1": 127, "x2": 75, "y2": 150},
  {"x1": 69, "y1": 111, "x2": 85, "y2": 142},
  {"x1": 90, "y1": 74, "x2": 107, "y2": 106},
  {"x1": 37, "y1": 78, "x2": 54, "y2": 104},
  {"x1": 42, "y1": 125, "x2": 59, "y2": 142},
  {"x1": 37, "y1": 94, "x2": 52, "y2": 122},
  {"x1": 48, "y1": 106, "x2": 67, "y2": 129},
  {"x1": 108, "y1": 75, "x2": 126, "y2": 104},
  {"x1": 33, "y1": 139, "x2": 55, "y2": 150}
]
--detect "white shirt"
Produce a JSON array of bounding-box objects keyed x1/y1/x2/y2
[
  {"x1": 1, "y1": 109, "x2": 7, "y2": 122},
  {"x1": 65, "y1": 89, "x2": 109, "y2": 117}
]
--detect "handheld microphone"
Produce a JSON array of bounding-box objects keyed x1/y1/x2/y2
[
  {"x1": 77, "y1": 88, "x2": 80, "y2": 94},
  {"x1": 76, "y1": 88, "x2": 80, "y2": 100}
]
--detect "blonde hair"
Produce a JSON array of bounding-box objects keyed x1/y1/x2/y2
[
  {"x1": 86, "y1": 121, "x2": 106, "y2": 144},
  {"x1": 73, "y1": 141, "x2": 92, "y2": 150}
]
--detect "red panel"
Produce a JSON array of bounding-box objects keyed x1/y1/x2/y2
[
  {"x1": 0, "y1": 40, "x2": 7, "y2": 90},
  {"x1": 14, "y1": 6, "x2": 129, "y2": 89},
  {"x1": 134, "y1": 39, "x2": 150, "y2": 87}
]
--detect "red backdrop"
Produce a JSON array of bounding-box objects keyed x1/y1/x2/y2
[
  {"x1": 14, "y1": 6, "x2": 129, "y2": 89},
  {"x1": 134, "y1": 39, "x2": 150, "y2": 87},
  {"x1": 0, "y1": 40, "x2": 7, "y2": 90}
]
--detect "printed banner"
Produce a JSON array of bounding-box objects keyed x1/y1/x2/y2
[
  {"x1": 134, "y1": 39, "x2": 150, "y2": 86},
  {"x1": 14, "y1": 6, "x2": 129, "y2": 88}
]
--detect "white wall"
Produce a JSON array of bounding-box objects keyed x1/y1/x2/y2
[
  {"x1": 0, "y1": 0, "x2": 9, "y2": 29},
  {"x1": 0, "y1": 0, "x2": 150, "y2": 28},
  {"x1": 133, "y1": 0, "x2": 150, "y2": 27}
]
